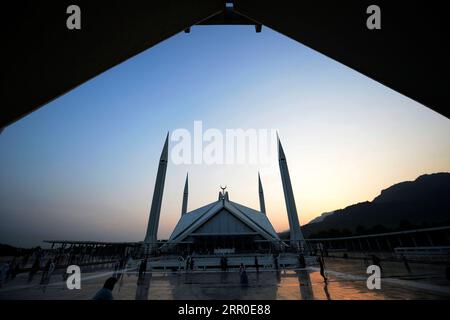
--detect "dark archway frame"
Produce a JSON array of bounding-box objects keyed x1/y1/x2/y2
[{"x1": 2, "y1": 0, "x2": 449, "y2": 131}]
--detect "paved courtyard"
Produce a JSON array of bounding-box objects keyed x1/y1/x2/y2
[{"x1": 1, "y1": 258, "x2": 449, "y2": 300}]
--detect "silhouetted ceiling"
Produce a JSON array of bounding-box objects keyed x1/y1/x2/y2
[{"x1": 2, "y1": 0, "x2": 449, "y2": 131}]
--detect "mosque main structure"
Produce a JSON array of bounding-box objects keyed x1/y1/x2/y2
[{"x1": 144, "y1": 133, "x2": 305, "y2": 255}]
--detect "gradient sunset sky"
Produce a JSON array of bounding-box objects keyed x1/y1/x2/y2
[{"x1": 1, "y1": 26, "x2": 450, "y2": 247}]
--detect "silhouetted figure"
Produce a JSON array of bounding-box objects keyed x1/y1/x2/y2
[
  {"x1": 28, "y1": 257, "x2": 41, "y2": 283},
  {"x1": 323, "y1": 280, "x2": 332, "y2": 300},
  {"x1": 220, "y1": 257, "x2": 225, "y2": 271},
  {"x1": 177, "y1": 256, "x2": 183, "y2": 271},
  {"x1": 273, "y1": 255, "x2": 279, "y2": 270},
  {"x1": 185, "y1": 256, "x2": 191, "y2": 272},
  {"x1": 298, "y1": 254, "x2": 306, "y2": 268},
  {"x1": 40, "y1": 259, "x2": 52, "y2": 284},
  {"x1": 0, "y1": 263, "x2": 10, "y2": 288},
  {"x1": 139, "y1": 258, "x2": 147, "y2": 278},
  {"x1": 189, "y1": 257, "x2": 194, "y2": 271},
  {"x1": 254, "y1": 256, "x2": 259, "y2": 273},
  {"x1": 113, "y1": 260, "x2": 119, "y2": 277},
  {"x1": 401, "y1": 255, "x2": 411, "y2": 273},
  {"x1": 92, "y1": 277, "x2": 117, "y2": 300},
  {"x1": 241, "y1": 267, "x2": 248, "y2": 287},
  {"x1": 119, "y1": 257, "x2": 126, "y2": 270},
  {"x1": 224, "y1": 257, "x2": 228, "y2": 271},
  {"x1": 317, "y1": 255, "x2": 327, "y2": 282},
  {"x1": 11, "y1": 262, "x2": 20, "y2": 279},
  {"x1": 115, "y1": 257, "x2": 126, "y2": 280}
]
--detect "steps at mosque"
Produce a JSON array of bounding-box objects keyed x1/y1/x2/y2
[{"x1": 146, "y1": 253, "x2": 318, "y2": 271}]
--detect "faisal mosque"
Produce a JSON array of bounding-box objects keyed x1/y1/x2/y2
[{"x1": 143, "y1": 133, "x2": 305, "y2": 255}]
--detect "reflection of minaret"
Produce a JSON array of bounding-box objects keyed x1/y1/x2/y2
[
  {"x1": 258, "y1": 172, "x2": 266, "y2": 214},
  {"x1": 135, "y1": 273, "x2": 152, "y2": 300},
  {"x1": 144, "y1": 133, "x2": 169, "y2": 251},
  {"x1": 181, "y1": 173, "x2": 189, "y2": 215},
  {"x1": 278, "y1": 134, "x2": 305, "y2": 249},
  {"x1": 297, "y1": 270, "x2": 314, "y2": 300}
]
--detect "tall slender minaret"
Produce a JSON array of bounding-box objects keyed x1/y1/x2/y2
[
  {"x1": 181, "y1": 173, "x2": 189, "y2": 215},
  {"x1": 258, "y1": 172, "x2": 266, "y2": 214},
  {"x1": 144, "y1": 133, "x2": 169, "y2": 251},
  {"x1": 278, "y1": 134, "x2": 305, "y2": 250}
]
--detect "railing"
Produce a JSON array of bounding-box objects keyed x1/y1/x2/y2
[
  {"x1": 146, "y1": 253, "x2": 317, "y2": 271},
  {"x1": 394, "y1": 246, "x2": 450, "y2": 262}
]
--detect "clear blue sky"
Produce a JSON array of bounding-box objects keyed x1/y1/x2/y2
[{"x1": 1, "y1": 26, "x2": 449, "y2": 247}]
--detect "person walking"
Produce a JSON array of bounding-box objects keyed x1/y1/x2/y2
[
  {"x1": 189, "y1": 257, "x2": 195, "y2": 271},
  {"x1": 224, "y1": 257, "x2": 228, "y2": 271},
  {"x1": 254, "y1": 256, "x2": 259, "y2": 273},
  {"x1": 273, "y1": 255, "x2": 279, "y2": 270},
  {"x1": 28, "y1": 256, "x2": 41, "y2": 283},
  {"x1": 139, "y1": 258, "x2": 147, "y2": 278},
  {"x1": 220, "y1": 257, "x2": 225, "y2": 271},
  {"x1": 317, "y1": 255, "x2": 327, "y2": 282},
  {"x1": 298, "y1": 254, "x2": 306, "y2": 268},
  {"x1": 48, "y1": 260, "x2": 55, "y2": 279},
  {"x1": 240, "y1": 264, "x2": 248, "y2": 286},
  {"x1": 177, "y1": 256, "x2": 183, "y2": 272},
  {"x1": 185, "y1": 256, "x2": 190, "y2": 272},
  {"x1": 40, "y1": 259, "x2": 52, "y2": 284}
]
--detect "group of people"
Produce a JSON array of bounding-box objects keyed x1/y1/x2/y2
[
  {"x1": 0, "y1": 259, "x2": 22, "y2": 287},
  {"x1": 175, "y1": 255, "x2": 196, "y2": 272},
  {"x1": 0, "y1": 253, "x2": 60, "y2": 290},
  {"x1": 1, "y1": 252, "x2": 54, "y2": 286}
]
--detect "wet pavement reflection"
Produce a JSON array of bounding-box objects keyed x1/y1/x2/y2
[{"x1": 1, "y1": 260, "x2": 450, "y2": 300}]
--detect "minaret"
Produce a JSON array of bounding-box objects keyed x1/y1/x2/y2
[
  {"x1": 258, "y1": 172, "x2": 266, "y2": 214},
  {"x1": 278, "y1": 134, "x2": 305, "y2": 250},
  {"x1": 181, "y1": 173, "x2": 189, "y2": 215},
  {"x1": 144, "y1": 133, "x2": 169, "y2": 252}
]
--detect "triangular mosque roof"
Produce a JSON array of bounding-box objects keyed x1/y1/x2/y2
[{"x1": 165, "y1": 196, "x2": 281, "y2": 247}]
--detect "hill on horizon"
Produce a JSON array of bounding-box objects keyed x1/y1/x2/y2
[{"x1": 298, "y1": 172, "x2": 450, "y2": 239}]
